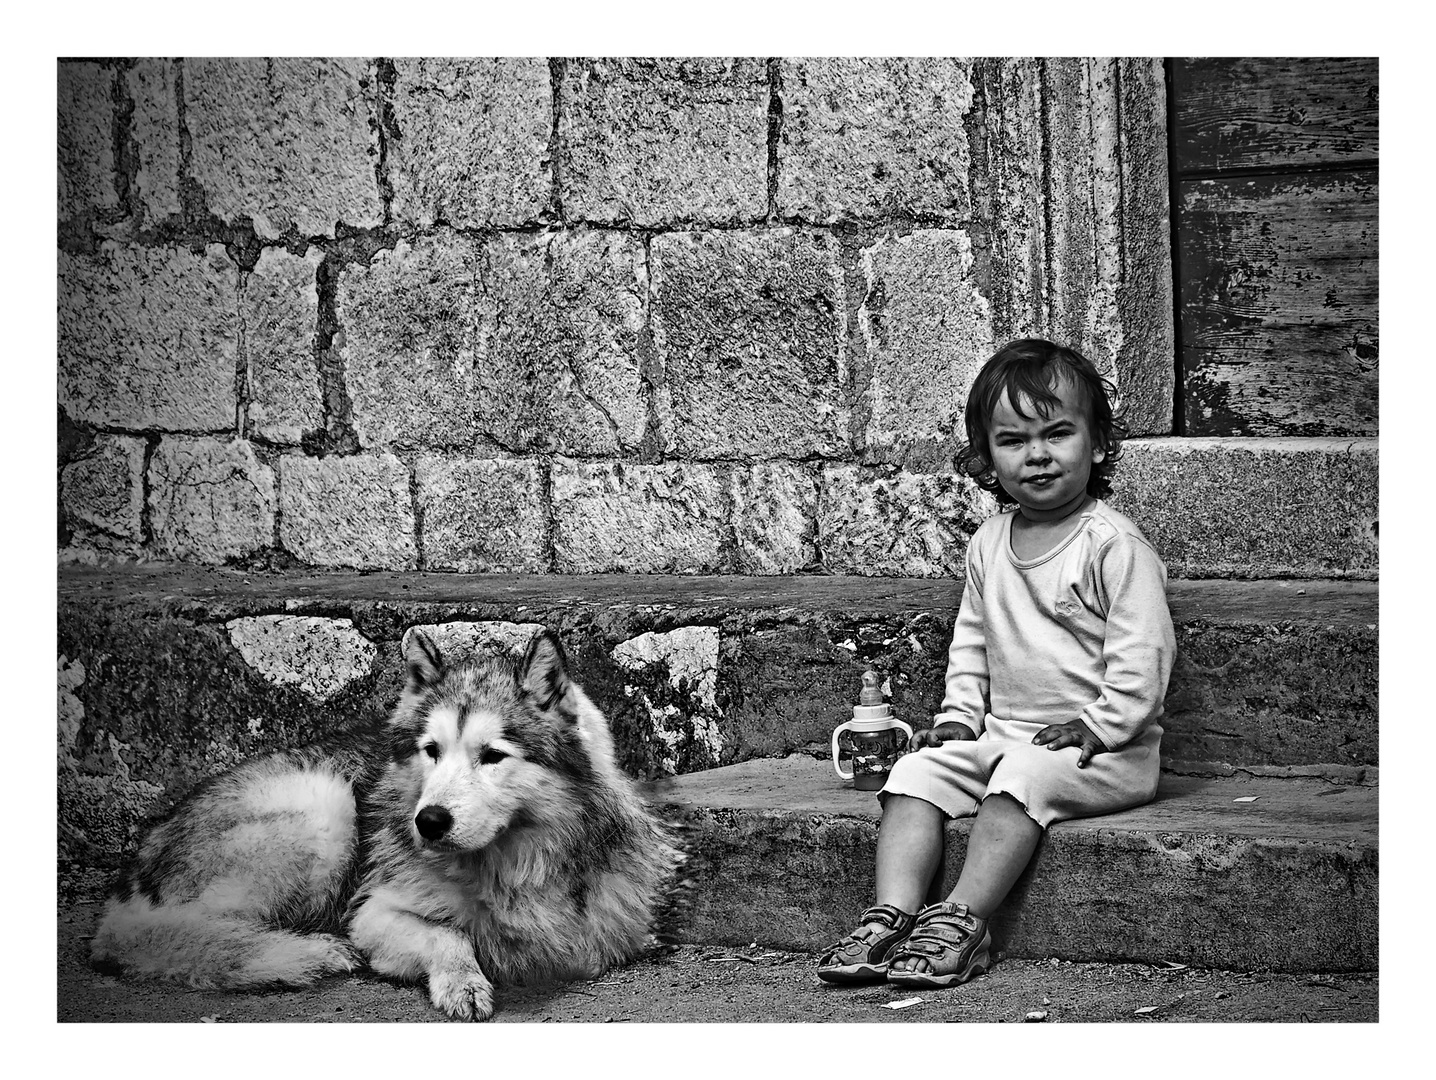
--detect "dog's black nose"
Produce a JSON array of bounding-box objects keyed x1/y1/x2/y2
[{"x1": 415, "y1": 806, "x2": 453, "y2": 840}]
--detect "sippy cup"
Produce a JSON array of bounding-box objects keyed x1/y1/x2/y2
[{"x1": 832, "y1": 671, "x2": 914, "y2": 790}]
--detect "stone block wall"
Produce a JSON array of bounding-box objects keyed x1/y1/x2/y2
[{"x1": 61, "y1": 56, "x2": 1271, "y2": 579}]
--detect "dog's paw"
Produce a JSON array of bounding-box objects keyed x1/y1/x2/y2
[
  {"x1": 312, "y1": 934, "x2": 362, "y2": 975},
  {"x1": 428, "y1": 966, "x2": 495, "y2": 1022}
]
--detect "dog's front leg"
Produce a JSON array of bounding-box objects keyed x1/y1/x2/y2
[{"x1": 349, "y1": 887, "x2": 493, "y2": 1021}]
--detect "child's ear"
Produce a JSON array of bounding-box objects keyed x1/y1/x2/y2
[{"x1": 1091, "y1": 443, "x2": 1107, "y2": 464}]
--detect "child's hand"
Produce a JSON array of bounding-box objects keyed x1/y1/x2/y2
[
  {"x1": 1032, "y1": 719, "x2": 1106, "y2": 768},
  {"x1": 909, "y1": 721, "x2": 977, "y2": 752}
]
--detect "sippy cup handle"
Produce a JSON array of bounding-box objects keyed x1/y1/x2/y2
[
  {"x1": 833, "y1": 719, "x2": 915, "y2": 781},
  {"x1": 832, "y1": 720, "x2": 854, "y2": 780}
]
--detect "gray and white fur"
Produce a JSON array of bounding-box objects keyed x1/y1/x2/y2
[{"x1": 90, "y1": 629, "x2": 686, "y2": 1021}]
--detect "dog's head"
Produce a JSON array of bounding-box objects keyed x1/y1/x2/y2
[{"x1": 384, "y1": 628, "x2": 606, "y2": 853}]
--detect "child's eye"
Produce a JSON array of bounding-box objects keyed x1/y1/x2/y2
[
  {"x1": 423, "y1": 742, "x2": 440, "y2": 760},
  {"x1": 479, "y1": 748, "x2": 508, "y2": 766}
]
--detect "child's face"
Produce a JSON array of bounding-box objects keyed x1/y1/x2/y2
[{"x1": 986, "y1": 376, "x2": 1105, "y2": 520}]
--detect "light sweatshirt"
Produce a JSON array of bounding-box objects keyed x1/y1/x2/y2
[{"x1": 934, "y1": 500, "x2": 1176, "y2": 752}]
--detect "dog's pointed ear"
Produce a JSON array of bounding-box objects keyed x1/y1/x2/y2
[
  {"x1": 521, "y1": 630, "x2": 571, "y2": 711},
  {"x1": 402, "y1": 628, "x2": 445, "y2": 692}
]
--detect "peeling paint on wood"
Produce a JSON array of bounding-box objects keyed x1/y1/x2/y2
[
  {"x1": 1177, "y1": 170, "x2": 1377, "y2": 436},
  {"x1": 1171, "y1": 57, "x2": 1378, "y2": 173},
  {"x1": 1170, "y1": 57, "x2": 1378, "y2": 438}
]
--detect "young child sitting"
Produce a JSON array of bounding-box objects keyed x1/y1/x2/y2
[{"x1": 818, "y1": 338, "x2": 1175, "y2": 988}]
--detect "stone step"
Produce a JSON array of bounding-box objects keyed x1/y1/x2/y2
[
  {"x1": 57, "y1": 566, "x2": 1376, "y2": 895},
  {"x1": 651, "y1": 756, "x2": 1377, "y2": 972}
]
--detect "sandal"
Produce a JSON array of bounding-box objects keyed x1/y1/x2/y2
[
  {"x1": 885, "y1": 901, "x2": 992, "y2": 988},
  {"x1": 816, "y1": 904, "x2": 918, "y2": 984}
]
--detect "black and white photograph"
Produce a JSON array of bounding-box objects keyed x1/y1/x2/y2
[{"x1": 38, "y1": 11, "x2": 1407, "y2": 1061}]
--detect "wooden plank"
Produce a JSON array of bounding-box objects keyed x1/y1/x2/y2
[
  {"x1": 1171, "y1": 57, "x2": 1378, "y2": 173},
  {"x1": 1177, "y1": 169, "x2": 1377, "y2": 437}
]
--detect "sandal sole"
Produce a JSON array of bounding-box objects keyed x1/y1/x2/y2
[{"x1": 816, "y1": 962, "x2": 890, "y2": 984}]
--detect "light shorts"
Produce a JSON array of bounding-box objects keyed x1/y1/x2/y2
[{"x1": 878, "y1": 715, "x2": 1162, "y2": 828}]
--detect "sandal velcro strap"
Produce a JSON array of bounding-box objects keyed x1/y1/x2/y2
[
  {"x1": 903, "y1": 904, "x2": 982, "y2": 947},
  {"x1": 858, "y1": 904, "x2": 914, "y2": 931},
  {"x1": 885, "y1": 901, "x2": 993, "y2": 987},
  {"x1": 902, "y1": 903, "x2": 984, "y2": 954},
  {"x1": 914, "y1": 901, "x2": 983, "y2": 931},
  {"x1": 819, "y1": 904, "x2": 917, "y2": 966}
]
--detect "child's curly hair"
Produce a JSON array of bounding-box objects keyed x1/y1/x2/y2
[{"x1": 955, "y1": 338, "x2": 1128, "y2": 505}]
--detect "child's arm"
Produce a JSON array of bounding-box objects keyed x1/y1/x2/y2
[
  {"x1": 1034, "y1": 533, "x2": 1176, "y2": 766},
  {"x1": 922, "y1": 542, "x2": 990, "y2": 747}
]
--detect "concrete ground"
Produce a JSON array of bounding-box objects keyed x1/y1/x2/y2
[{"x1": 58, "y1": 900, "x2": 1374, "y2": 1024}]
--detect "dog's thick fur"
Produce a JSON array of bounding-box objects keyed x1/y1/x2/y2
[{"x1": 90, "y1": 629, "x2": 685, "y2": 1020}]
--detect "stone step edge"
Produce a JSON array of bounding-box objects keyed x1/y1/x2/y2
[
  {"x1": 57, "y1": 565, "x2": 1378, "y2": 626},
  {"x1": 782, "y1": 746, "x2": 1379, "y2": 787},
  {"x1": 645, "y1": 757, "x2": 1377, "y2": 972},
  {"x1": 646, "y1": 757, "x2": 1379, "y2": 836},
  {"x1": 1160, "y1": 759, "x2": 1377, "y2": 786}
]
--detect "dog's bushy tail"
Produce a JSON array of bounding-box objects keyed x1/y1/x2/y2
[
  {"x1": 90, "y1": 897, "x2": 359, "y2": 990},
  {"x1": 647, "y1": 818, "x2": 697, "y2": 952}
]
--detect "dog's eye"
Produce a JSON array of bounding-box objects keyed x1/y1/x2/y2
[
  {"x1": 479, "y1": 748, "x2": 507, "y2": 766},
  {"x1": 423, "y1": 743, "x2": 440, "y2": 761}
]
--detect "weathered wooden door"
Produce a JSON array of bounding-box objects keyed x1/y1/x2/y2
[{"x1": 1168, "y1": 58, "x2": 1378, "y2": 436}]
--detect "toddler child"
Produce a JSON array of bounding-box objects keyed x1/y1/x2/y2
[{"x1": 818, "y1": 338, "x2": 1175, "y2": 988}]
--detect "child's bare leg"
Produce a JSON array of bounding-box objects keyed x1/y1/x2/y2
[
  {"x1": 889, "y1": 792, "x2": 1041, "y2": 974},
  {"x1": 947, "y1": 792, "x2": 1043, "y2": 917},
  {"x1": 858, "y1": 794, "x2": 945, "y2": 931},
  {"x1": 818, "y1": 795, "x2": 945, "y2": 979}
]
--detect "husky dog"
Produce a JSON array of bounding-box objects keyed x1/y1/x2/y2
[{"x1": 90, "y1": 629, "x2": 685, "y2": 1021}]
